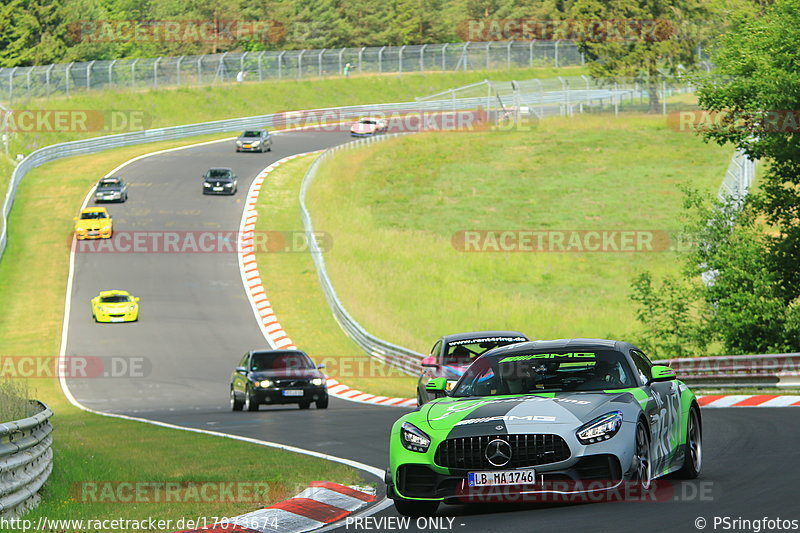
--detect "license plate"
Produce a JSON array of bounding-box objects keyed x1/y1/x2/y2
[
  {"x1": 282, "y1": 389, "x2": 303, "y2": 397},
  {"x1": 88, "y1": 231, "x2": 98, "y2": 236},
  {"x1": 213, "y1": 187, "x2": 223, "y2": 191},
  {"x1": 468, "y1": 468, "x2": 536, "y2": 487},
  {"x1": 243, "y1": 144, "x2": 251, "y2": 148},
  {"x1": 109, "y1": 317, "x2": 124, "y2": 323}
]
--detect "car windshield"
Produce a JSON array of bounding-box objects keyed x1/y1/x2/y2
[
  {"x1": 443, "y1": 337, "x2": 527, "y2": 366},
  {"x1": 450, "y1": 350, "x2": 636, "y2": 397},
  {"x1": 80, "y1": 211, "x2": 107, "y2": 219},
  {"x1": 97, "y1": 183, "x2": 121, "y2": 190},
  {"x1": 250, "y1": 352, "x2": 315, "y2": 371},
  {"x1": 100, "y1": 295, "x2": 130, "y2": 303},
  {"x1": 241, "y1": 131, "x2": 262, "y2": 137},
  {"x1": 359, "y1": 119, "x2": 376, "y2": 124},
  {"x1": 207, "y1": 169, "x2": 231, "y2": 179}
]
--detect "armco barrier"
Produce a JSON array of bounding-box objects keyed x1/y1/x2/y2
[
  {"x1": 657, "y1": 353, "x2": 800, "y2": 389},
  {"x1": 0, "y1": 402, "x2": 53, "y2": 518}
]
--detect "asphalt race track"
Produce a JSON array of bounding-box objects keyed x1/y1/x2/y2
[{"x1": 63, "y1": 130, "x2": 800, "y2": 533}]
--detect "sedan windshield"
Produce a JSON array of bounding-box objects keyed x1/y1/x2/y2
[
  {"x1": 241, "y1": 131, "x2": 262, "y2": 137},
  {"x1": 80, "y1": 211, "x2": 108, "y2": 219},
  {"x1": 207, "y1": 169, "x2": 231, "y2": 178},
  {"x1": 443, "y1": 337, "x2": 527, "y2": 366},
  {"x1": 100, "y1": 295, "x2": 130, "y2": 303},
  {"x1": 250, "y1": 352, "x2": 315, "y2": 372},
  {"x1": 451, "y1": 350, "x2": 636, "y2": 397}
]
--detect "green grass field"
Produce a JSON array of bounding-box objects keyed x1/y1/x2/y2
[{"x1": 306, "y1": 114, "x2": 732, "y2": 355}]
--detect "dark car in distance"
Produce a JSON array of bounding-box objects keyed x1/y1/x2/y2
[
  {"x1": 94, "y1": 177, "x2": 128, "y2": 203},
  {"x1": 202, "y1": 168, "x2": 238, "y2": 195},
  {"x1": 230, "y1": 349, "x2": 329, "y2": 411},
  {"x1": 416, "y1": 331, "x2": 529, "y2": 405},
  {"x1": 235, "y1": 130, "x2": 272, "y2": 153}
]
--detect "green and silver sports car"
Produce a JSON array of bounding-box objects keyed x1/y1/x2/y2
[{"x1": 387, "y1": 338, "x2": 702, "y2": 516}]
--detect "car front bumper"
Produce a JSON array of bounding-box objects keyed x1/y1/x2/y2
[
  {"x1": 253, "y1": 386, "x2": 328, "y2": 404},
  {"x1": 237, "y1": 144, "x2": 268, "y2": 151},
  {"x1": 203, "y1": 187, "x2": 236, "y2": 195},
  {"x1": 94, "y1": 309, "x2": 138, "y2": 323},
  {"x1": 76, "y1": 230, "x2": 112, "y2": 240}
]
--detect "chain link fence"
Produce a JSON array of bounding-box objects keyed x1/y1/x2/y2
[{"x1": 0, "y1": 41, "x2": 583, "y2": 103}]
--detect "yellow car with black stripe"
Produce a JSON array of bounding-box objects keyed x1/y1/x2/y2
[
  {"x1": 91, "y1": 290, "x2": 139, "y2": 323},
  {"x1": 74, "y1": 207, "x2": 112, "y2": 240}
]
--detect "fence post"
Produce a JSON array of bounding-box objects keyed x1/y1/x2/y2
[
  {"x1": 153, "y1": 57, "x2": 161, "y2": 88},
  {"x1": 176, "y1": 56, "x2": 183, "y2": 86},
  {"x1": 614, "y1": 82, "x2": 619, "y2": 116},
  {"x1": 378, "y1": 46, "x2": 385, "y2": 73},
  {"x1": 45, "y1": 64, "x2": 54, "y2": 97},
  {"x1": 442, "y1": 43, "x2": 448, "y2": 70},
  {"x1": 463, "y1": 42, "x2": 470, "y2": 71},
  {"x1": 197, "y1": 56, "x2": 203, "y2": 84},
  {"x1": 358, "y1": 47, "x2": 365, "y2": 72},
  {"x1": 108, "y1": 59, "x2": 116, "y2": 87},
  {"x1": 26, "y1": 68, "x2": 31, "y2": 98},
  {"x1": 65, "y1": 62, "x2": 73, "y2": 97},
  {"x1": 131, "y1": 58, "x2": 139, "y2": 89},
  {"x1": 507, "y1": 40, "x2": 512, "y2": 69},
  {"x1": 485, "y1": 42, "x2": 490, "y2": 70},
  {"x1": 662, "y1": 79, "x2": 667, "y2": 115},
  {"x1": 319, "y1": 48, "x2": 325, "y2": 77},
  {"x1": 257, "y1": 51, "x2": 265, "y2": 81},
  {"x1": 8, "y1": 67, "x2": 16, "y2": 102},
  {"x1": 399, "y1": 45, "x2": 406, "y2": 73},
  {"x1": 86, "y1": 60, "x2": 94, "y2": 89},
  {"x1": 420, "y1": 44, "x2": 427, "y2": 71},
  {"x1": 529, "y1": 40, "x2": 535, "y2": 66},
  {"x1": 278, "y1": 51, "x2": 285, "y2": 79},
  {"x1": 298, "y1": 50, "x2": 305, "y2": 79},
  {"x1": 240, "y1": 51, "x2": 247, "y2": 77},
  {"x1": 338, "y1": 48, "x2": 345, "y2": 76},
  {"x1": 554, "y1": 39, "x2": 560, "y2": 68}
]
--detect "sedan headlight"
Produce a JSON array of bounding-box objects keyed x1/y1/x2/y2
[
  {"x1": 236, "y1": 141, "x2": 243, "y2": 146},
  {"x1": 203, "y1": 182, "x2": 211, "y2": 187},
  {"x1": 258, "y1": 379, "x2": 273, "y2": 388},
  {"x1": 128, "y1": 305, "x2": 136, "y2": 311},
  {"x1": 224, "y1": 183, "x2": 233, "y2": 187},
  {"x1": 400, "y1": 422, "x2": 430, "y2": 453},
  {"x1": 311, "y1": 377, "x2": 324, "y2": 386},
  {"x1": 252, "y1": 140, "x2": 261, "y2": 146},
  {"x1": 576, "y1": 411, "x2": 623, "y2": 445}
]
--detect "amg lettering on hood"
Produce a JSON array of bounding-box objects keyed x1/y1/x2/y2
[
  {"x1": 431, "y1": 395, "x2": 592, "y2": 421},
  {"x1": 455, "y1": 414, "x2": 557, "y2": 426}
]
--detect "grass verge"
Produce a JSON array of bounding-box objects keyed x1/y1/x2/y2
[
  {"x1": 0, "y1": 136, "x2": 360, "y2": 530},
  {"x1": 307, "y1": 114, "x2": 732, "y2": 354}
]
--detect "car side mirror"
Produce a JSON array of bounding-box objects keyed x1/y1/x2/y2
[
  {"x1": 235, "y1": 366, "x2": 247, "y2": 374},
  {"x1": 317, "y1": 363, "x2": 326, "y2": 369},
  {"x1": 421, "y1": 356, "x2": 439, "y2": 368},
  {"x1": 426, "y1": 377, "x2": 448, "y2": 398},
  {"x1": 134, "y1": 297, "x2": 140, "y2": 302},
  {"x1": 650, "y1": 365, "x2": 677, "y2": 383}
]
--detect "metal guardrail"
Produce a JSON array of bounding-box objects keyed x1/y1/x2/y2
[
  {"x1": 0, "y1": 41, "x2": 583, "y2": 103},
  {"x1": 657, "y1": 354, "x2": 800, "y2": 388},
  {"x1": 0, "y1": 402, "x2": 53, "y2": 518}
]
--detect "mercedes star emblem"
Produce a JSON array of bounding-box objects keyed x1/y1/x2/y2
[{"x1": 485, "y1": 438, "x2": 512, "y2": 467}]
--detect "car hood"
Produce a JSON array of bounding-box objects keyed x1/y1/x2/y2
[
  {"x1": 425, "y1": 392, "x2": 639, "y2": 432},
  {"x1": 248, "y1": 369, "x2": 324, "y2": 380},
  {"x1": 351, "y1": 123, "x2": 376, "y2": 133},
  {"x1": 237, "y1": 137, "x2": 261, "y2": 142},
  {"x1": 75, "y1": 219, "x2": 111, "y2": 230}
]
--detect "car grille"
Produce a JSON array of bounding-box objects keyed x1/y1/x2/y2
[
  {"x1": 273, "y1": 378, "x2": 309, "y2": 387},
  {"x1": 435, "y1": 434, "x2": 571, "y2": 470}
]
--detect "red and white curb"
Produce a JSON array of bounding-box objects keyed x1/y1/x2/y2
[
  {"x1": 237, "y1": 153, "x2": 417, "y2": 408},
  {"x1": 698, "y1": 395, "x2": 800, "y2": 408},
  {"x1": 180, "y1": 482, "x2": 376, "y2": 533}
]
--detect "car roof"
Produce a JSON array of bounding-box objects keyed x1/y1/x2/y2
[
  {"x1": 440, "y1": 331, "x2": 528, "y2": 343},
  {"x1": 98, "y1": 290, "x2": 130, "y2": 297},
  {"x1": 241, "y1": 130, "x2": 265, "y2": 134},
  {"x1": 484, "y1": 338, "x2": 626, "y2": 356},
  {"x1": 98, "y1": 177, "x2": 121, "y2": 183},
  {"x1": 207, "y1": 167, "x2": 233, "y2": 171},
  {"x1": 249, "y1": 349, "x2": 308, "y2": 356}
]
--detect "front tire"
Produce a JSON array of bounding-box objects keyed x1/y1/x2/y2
[
  {"x1": 393, "y1": 499, "x2": 439, "y2": 517},
  {"x1": 299, "y1": 400, "x2": 311, "y2": 409},
  {"x1": 244, "y1": 386, "x2": 259, "y2": 411},
  {"x1": 316, "y1": 396, "x2": 329, "y2": 409},
  {"x1": 231, "y1": 389, "x2": 244, "y2": 411},
  {"x1": 676, "y1": 406, "x2": 702, "y2": 478},
  {"x1": 632, "y1": 421, "x2": 652, "y2": 490}
]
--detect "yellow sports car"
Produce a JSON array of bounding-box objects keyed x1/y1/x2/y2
[
  {"x1": 91, "y1": 290, "x2": 139, "y2": 323},
  {"x1": 74, "y1": 207, "x2": 112, "y2": 240}
]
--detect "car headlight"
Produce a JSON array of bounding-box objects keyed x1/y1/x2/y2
[
  {"x1": 311, "y1": 377, "x2": 324, "y2": 386},
  {"x1": 258, "y1": 379, "x2": 273, "y2": 388},
  {"x1": 224, "y1": 183, "x2": 232, "y2": 187},
  {"x1": 203, "y1": 182, "x2": 211, "y2": 187},
  {"x1": 128, "y1": 305, "x2": 136, "y2": 311},
  {"x1": 400, "y1": 422, "x2": 431, "y2": 452},
  {"x1": 252, "y1": 140, "x2": 260, "y2": 146},
  {"x1": 236, "y1": 141, "x2": 243, "y2": 146},
  {"x1": 576, "y1": 411, "x2": 623, "y2": 445}
]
